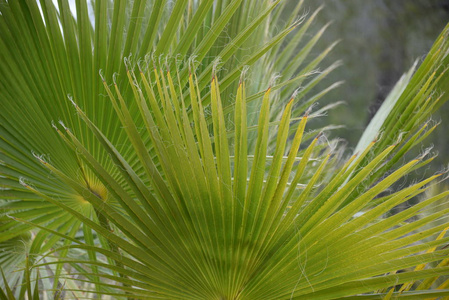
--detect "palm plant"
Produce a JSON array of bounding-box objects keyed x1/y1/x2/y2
[{"x1": 1, "y1": 0, "x2": 449, "y2": 299}]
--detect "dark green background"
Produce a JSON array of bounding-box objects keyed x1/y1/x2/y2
[{"x1": 302, "y1": 0, "x2": 448, "y2": 168}]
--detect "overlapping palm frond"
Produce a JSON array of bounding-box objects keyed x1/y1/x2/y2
[
  {"x1": 1, "y1": 0, "x2": 449, "y2": 299},
  {"x1": 20, "y1": 62, "x2": 449, "y2": 299},
  {"x1": 0, "y1": 0, "x2": 333, "y2": 295}
]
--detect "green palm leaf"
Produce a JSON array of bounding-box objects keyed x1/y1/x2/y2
[
  {"x1": 1, "y1": 0, "x2": 449, "y2": 299},
  {"x1": 18, "y1": 64, "x2": 449, "y2": 299}
]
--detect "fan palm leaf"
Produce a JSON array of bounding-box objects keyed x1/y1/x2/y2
[
  {"x1": 1, "y1": 0, "x2": 331, "y2": 293},
  {"x1": 1, "y1": 0, "x2": 449, "y2": 299},
  {"x1": 19, "y1": 64, "x2": 449, "y2": 299}
]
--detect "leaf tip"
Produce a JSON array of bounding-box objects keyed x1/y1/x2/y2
[
  {"x1": 99, "y1": 69, "x2": 105, "y2": 82},
  {"x1": 112, "y1": 72, "x2": 119, "y2": 86},
  {"x1": 58, "y1": 120, "x2": 69, "y2": 132},
  {"x1": 19, "y1": 177, "x2": 30, "y2": 189}
]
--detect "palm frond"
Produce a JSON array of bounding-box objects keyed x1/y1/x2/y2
[
  {"x1": 18, "y1": 66, "x2": 449, "y2": 299},
  {"x1": 1, "y1": 1, "x2": 449, "y2": 299}
]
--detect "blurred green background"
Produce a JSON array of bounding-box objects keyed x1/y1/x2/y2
[{"x1": 300, "y1": 0, "x2": 449, "y2": 170}]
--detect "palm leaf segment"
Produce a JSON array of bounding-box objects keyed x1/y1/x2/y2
[
  {"x1": 0, "y1": 1, "x2": 330, "y2": 223},
  {"x1": 1, "y1": 0, "x2": 449, "y2": 299},
  {"x1": 26, "y1": 61, "x2": 449, "y2": 299},
  {"x1": 0, "y1": 0, "x2": 333, "y2": 293}
]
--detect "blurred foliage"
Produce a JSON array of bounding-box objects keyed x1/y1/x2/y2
[{"x1": 300, "y1": 0, "x2": 449, "y2": 162}]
